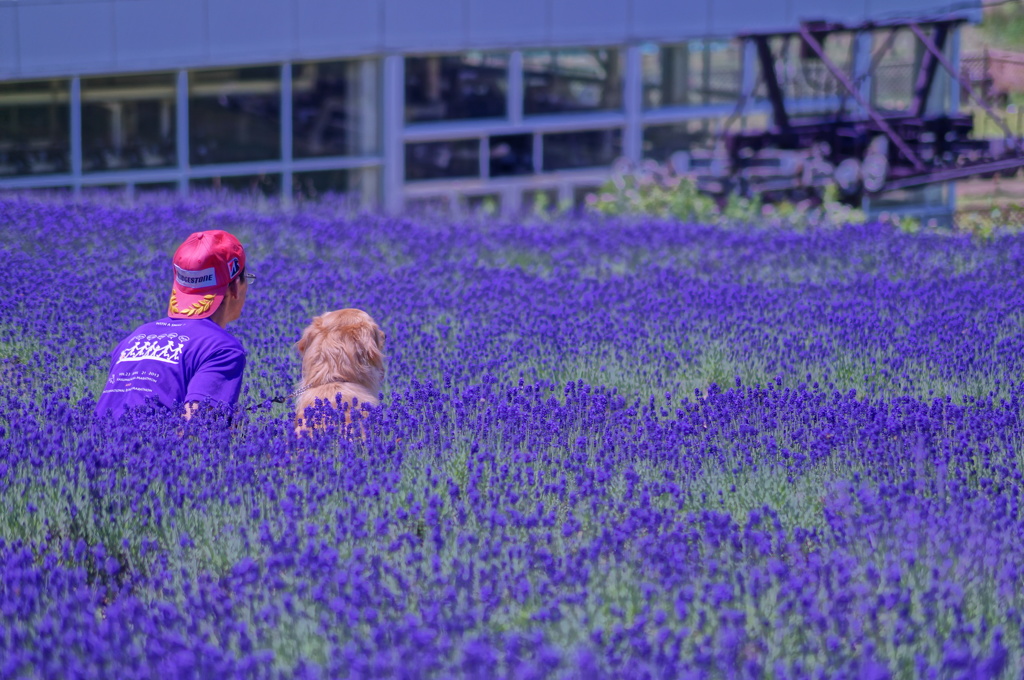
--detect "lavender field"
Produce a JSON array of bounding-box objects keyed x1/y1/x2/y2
[{"x1": 2, "y1": 195, "x2": 1023, "y2": 678}]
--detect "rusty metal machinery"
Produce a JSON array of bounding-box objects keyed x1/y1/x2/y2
[{"x1": 674, "y1": 15, "x2": 1024, "y2": 205}]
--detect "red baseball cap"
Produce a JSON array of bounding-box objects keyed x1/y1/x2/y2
[{"x1": 167, "y1": 230, "x2": 246, "y2": 319}]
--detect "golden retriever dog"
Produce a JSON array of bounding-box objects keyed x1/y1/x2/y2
[{"x1": 294, "y1": 308, "x2": 386, "y2": 433}]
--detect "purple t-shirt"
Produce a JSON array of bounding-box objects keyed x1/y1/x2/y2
[{"x1": 96, "y1": 317, "x2": 246, "y2": 418}]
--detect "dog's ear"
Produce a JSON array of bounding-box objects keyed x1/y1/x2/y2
[
  {"x1": 355, "y1": 322, "x2": 386, "y2": 369},
  {"x1": 295, "y1": 316, "x2": 323, "y2": 355}
]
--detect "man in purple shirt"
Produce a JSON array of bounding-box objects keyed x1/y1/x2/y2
[{"x1": 96, "y1": 229, "x2": 252, "y2": 419}]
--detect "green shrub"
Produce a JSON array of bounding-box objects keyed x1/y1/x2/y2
[{"x1": 585, "y1": 159, "x2": 867, "y2": 227}]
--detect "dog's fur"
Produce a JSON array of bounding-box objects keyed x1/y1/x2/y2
[{"x1": 294, "y1": 308, "x2": 386, "y2": 432}]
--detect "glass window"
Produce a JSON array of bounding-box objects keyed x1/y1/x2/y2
[
  {"x1": 543, "y1": 129, "x2": 622, "y2": 171},
  {"x1": 524, "y1": 49, "x2": 623, "y2": 115},
  {"x1": 643, "y1": 120, "x2": 718, "y2": 161},
  {"x1": 293, "y1": 60, "x2": 379, "y2": 158},
  {"x1": 81, "y1": 184, "x2": 128, "y2": 198},
  {"x1": 522, "y1": 188, "x2": 559, "y2": 213},
  {"x1": 0, "y1": 79, "x2": 70, "y2": 177},
  {"x1": 872, "y1": 30, "x2": 919, "y2": 112},
  {"x1": 81, "y1": 73, "x2": 177, "y2": 173},
  {"x1": 293, "y1": 168, "x2": 379, "y2": 204},
  {"x1": 643, "y1": 41, "x2": 741, "y2": 109},
  {"x1": 189, "y1": 66, "x2": 280, "y2": 165},
  {"x1": 753, "y1": 34, "x2": 855, "y2": 105},
  {"x1": 642, "y1": 115, "x2": 767, "y2": 160},
  {"x1": 406, "y1": 195, "x2": 453, "y2": 215},
  {"x1": 489, "y1": 134, "x2": 533, "y2": 177},
  {"x1": 573, "y1": 185, "x2": 601, "y2": 209},
  {"x1": 1, "y1": 186, "x2": 71, "y2": 198},
  {"x1": 405, "y1": 53, "x2": 508, "y2": 123},
  {"x1": 135, "y1": 181, "x2": 178, "y2": 196},
  {"x1": 463, "y1": 193, "x2": 500, "y2": 215},
  {"x1": 190, "y1": 173, "x2": 281, "y2": 196},
  {"x1": 405, "y1": 139, "x2": 479, "y2": 181}
]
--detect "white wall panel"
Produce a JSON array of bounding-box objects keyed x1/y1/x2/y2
[
  {"x1": 0, "y1": 0, "x2": 977, "y2": 81},
  {"x1": 549, "y1": 0, "x2": 629, "y2": 44},
  {"x1": 208, "y1": 0, "x2": 293, "y2": 61},
  {"x1": 467, "y1": 0, "x2": 547, "y2": 46},
  {"x1": 295, "y1": 0, "x2": 382, "y2": 57},
  {"x1": 384, "y1": 0, "x2": 467, "y2": 52},
  {"x1": 631, "y1": 0, "x2": 711, "y2": 41},
  {"x1": 710, "y1": 0, "x2": 792, "y2": 34},
  {"x1": 0, "y1": 5, "x2": 19, "y2": 78},
  {"x1": 114, "y1": 0, "x2": 206, "y2": 69},
  {"x1": 789, "y1": 0, "x2": 868, "y2": 25},
  {"x1": 19, "y1": 1, "x2": 116, "y2": 74},
  {"x1": 865, "y1": 0, "x2": 955, "y2": 21}
]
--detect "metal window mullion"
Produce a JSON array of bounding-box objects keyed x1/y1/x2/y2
[
  {"x1": 176, "y1": 70, "x2": 189, "y2": 196},
  {"x1": 506, "y1": 50, "x2": 524, "y2": 213},
  {"x1": 947, "y1": 25, "x2": 961, "y2": 218},
  {"x1": 532, "y1": 132, "x2": 543, "y2": 174},
  {"x1": 855, "y1": 31, "x2": 873, "y2": 214},
  {"x1": 382, "y1": 54, "x2": 405, "y2": 214},
  {"x1": 853, "y1": 31, "x2": 873, "y2": 117},
  {"x1": 280, "y1": 62, "x2": 293, "y2": 205},
  {"x1": 502, "y1": 186, "x2": 521, "y2": 216},
  {"x1": 741, "y1": 39, "x2": 756, "y2": 101},
  {"x1": 623, "y1": 45, "x2": 642, "y2": 163},
  {"x1": 949, "y1": 26, "x2": 961, "y2": 114},
  {"x1": 508, "y1": 51, "x2": 524, "y2": 126},
  {"x1": 702, "y1": 42, "x2": 712, "y2": 106},
  {"x1": 479, "y1": 136, "x2": 489, "y2": 180},
  {"x1": 70, "y1": 76, "x2": 81, "y2": 196}
]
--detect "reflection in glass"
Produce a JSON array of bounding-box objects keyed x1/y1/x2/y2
[
  {"x1": 405, "y1": 139, "x2": 479, "y2": 180},
  {"x1": 190, "y1": 173, "x2": 281, "y2": 196},
  {"x1": 643, "y1": 41, "x2": 742, "y2": 109},
  {"x1": 135, "y1": 181, "x2": 179, "y2": 196},
  {"x1": 871, "y1": 184, "x2": 945, "y2": 209},
  {"x1": 871, "y1": 30, "x2": 920, "y2": 112},
  {"x1": 751, "y1": 34, "x2": 853, "y2": 106},
  {"x1": 522, "y1": 188, "x2": 559, "y2": 213},
  {"x1": 293, "y1": 60, "x2": 379, "y2": 158},
  {"x1": 489, "y1": 134, "x2": 533, "y2": 177},
  {"x1": 573, "y1": 185, "x2": 602, "y2": 209},
  {"x1": 543, "y1": 129, "x2": 622, "y2": 171},
  {"x1": 0, "y1": 79, "x2": 70, "y2": 176},
  {"x1": 405, "y1": 53, "x2": 508, "y2": 123},
  {"x1": 523, "y1": 49, "x2": 623, "y2": 115},
  {"x1": 293, "y1": 168, "x2": 379, "y2": 205},
  {"x1": 2, "y1": 186, "x2": 71, "y2": 197},
  {"x1": 642, "y1": 115, "x2": 770, "y2": 161},
  {"x1": 406, "y1": 195, "x2": 453, "y2": 215},
  {"x1": 463, "y1": 193, "x2": 500, "y2": 215},
  {"x1": 189, "y1": 66, "x2": 280, "y2": 165},
  {"x1": 82, "y1": 73, "x2": 176, "y2": 173},
  {"x1": 81, "y1": 184, "x2": 128, "y2": 198},
  {"x1": 642, "y1": 120, "x2": 719, "y2": 161}
]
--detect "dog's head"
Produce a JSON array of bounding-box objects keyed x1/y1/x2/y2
[{"x1": 296, "y1": 308, "x2": 386, "y2": 392}]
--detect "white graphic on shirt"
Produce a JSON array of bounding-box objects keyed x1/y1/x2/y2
[{"x1": 116, "y1": 332, "x2": 191, "y2": 365}]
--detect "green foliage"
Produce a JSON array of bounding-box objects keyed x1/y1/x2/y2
[
  {"x1": 978, "y1": 5, "x2": 1024, "y2": 50},
  {"x1": 586, "y1": 159, "x2": 867, "y2": 227},
  {"x1": 955, "y1": 206, "x2": 1017, "y2": 242},
  {"x1": 894, "y1": 214, "x2": 922, "y2": 234}
]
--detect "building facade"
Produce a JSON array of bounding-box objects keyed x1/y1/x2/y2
[{"x1": 0, "y1": 0, "x2": 978, "y2": 213}]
